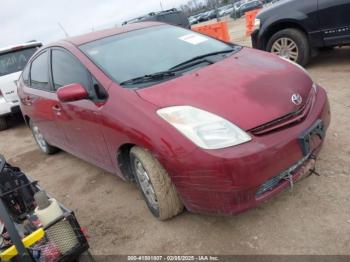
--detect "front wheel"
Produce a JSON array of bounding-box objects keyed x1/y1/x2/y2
[
  {"x1": 266, "y1": 28, "x2": 310, "y2": 66},
  {"x1": 29, "y1": 120, "x2": 59, "y2": 155},
  {"x1": 130, "y1": 147, "x2": 184, "y2": 220}
]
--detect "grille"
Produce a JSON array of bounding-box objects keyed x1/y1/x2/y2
[
  {"x1": 256, "y1": 154, "x2": 310, "y2": 197},
  {"x1": 249, "y1": 93, "x2": 314, "y2": 136}
]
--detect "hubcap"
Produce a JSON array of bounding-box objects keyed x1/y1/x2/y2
[
  {"x1": 134, "y1": 159, "x2": 159, "y2": 210},
  {"x1": 32, "y1": 126, "x2": 47, "y2": 152},
  {"x1": 271, "y1": 37, "x2": 299, "y2": 62}
]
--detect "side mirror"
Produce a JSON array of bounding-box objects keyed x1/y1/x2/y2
[{"x1": 57, "y1": 83, "x2": 89, "y2": 103}]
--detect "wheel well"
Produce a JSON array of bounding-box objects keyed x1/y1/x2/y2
[
  {"x1": 263, "y1": 22, "x2": 308, "y2": 49},
  {"x1": 117, "y1": 143, "x2": 135, "y2": 181}
]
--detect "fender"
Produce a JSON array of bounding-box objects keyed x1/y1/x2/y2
[{"x1": 256, "y1": 0, "x2": 323, "y2": 49}]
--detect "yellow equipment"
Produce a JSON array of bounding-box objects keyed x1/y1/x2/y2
[{"x1": 0, "y1": 228, "x2": 45, "y2": 261}]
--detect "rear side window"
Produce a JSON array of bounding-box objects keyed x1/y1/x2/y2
[
  {"x1": 51, "y1": 49, "x2": 91, "y2": 91},
  {"x1": 30, "y1": 51, "x2": 50, "y2": 91}
]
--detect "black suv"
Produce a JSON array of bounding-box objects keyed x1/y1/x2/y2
[
  {"x1": 122, "y1": 8, "x2": 190, "y2": 29},
  {"x1": 251, "y1": 0, "x2": 350, "y2": 65}
]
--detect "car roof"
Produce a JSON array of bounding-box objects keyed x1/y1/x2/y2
[
  {"x1": 0, "y1": 41, "x2": 42, "y2": 55},
  {"x1": 60, "y1": 22, "x2": 163, "y2": 46}
]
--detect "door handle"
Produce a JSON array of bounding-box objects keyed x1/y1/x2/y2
[
  {"x1": 52, "y1": 105, "x2": 61, "y2": 112},
  {"x1": 24, "y1": 96, "x2": 33, "y2": 105}
]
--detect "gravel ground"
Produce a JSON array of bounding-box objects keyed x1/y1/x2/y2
[{"x1": 1, "y1": 17, "x2": 349, "y2": 255}]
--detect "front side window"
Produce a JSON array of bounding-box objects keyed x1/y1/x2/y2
[
  {"x1": 51, "y1": 49, "x2": 91, "y2": 91},
  {"x1": 80, "y1": 25, "x2": 237, "y2": 87},
  {"x1": 0, "y1": 47, "x2": 38, "y2": 77},
  {"x1": 30, "y1": 51, "x2": 49, "y2": 91}
]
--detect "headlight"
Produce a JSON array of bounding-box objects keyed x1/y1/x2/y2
[
  {"x1": 157, "y1": 106, "x2": 252, "y2": 150},
  {"x1": 254, "y1": 18, "x2": 261, "y2": 30}
]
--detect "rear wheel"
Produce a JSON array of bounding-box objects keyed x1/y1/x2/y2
[
  {"x1": 267, "y1": 28, "x2": 310, "y2": 66},
  {"x1": 130, "y1": 147, "x2": 184, "y2": 220},
  {"x1": 29, "y1": 120, "x2": 59, "y2": 155},
  {"x1": 0, "y1": 117, "x2": 8, "y2": 131}
]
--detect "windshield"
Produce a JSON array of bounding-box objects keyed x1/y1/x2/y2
[
  {"x1": 80, "y1": 25, "x2": 236, "y2": 86},
  {"x1": 0, "y1": 47, "x2": 38, "y2": 77}
]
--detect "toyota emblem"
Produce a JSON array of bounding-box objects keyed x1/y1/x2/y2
[{"x1": 291, "y1": 93, "x2": 303, "y2": 105}]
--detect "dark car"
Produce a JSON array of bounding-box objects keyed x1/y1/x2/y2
[
  {"x1": 122, "y1": 8, "x2": 190, "y2": 29},
  {"x1": 233, "y1": 0, "x2": 263, "y2": 18},
  {"x1": 18, "y1": 22, "x2": 330, "y2": 220},
  {"x1": 196, "y1": 12, "x2": 210, "y2": 23},
  {"x1": 200, "y1": 10, "x2": 218, "y2": 22},
  {"x1": 251, "y1": 0, "x2": 350, "y2": 66},
  {"x1": 188, "y1": 14, "x2": 201, "y2": 25}
]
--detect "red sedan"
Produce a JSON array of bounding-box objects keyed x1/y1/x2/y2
[{"x1": 18, "y1": 22, "x2": 330, "y2": 220}]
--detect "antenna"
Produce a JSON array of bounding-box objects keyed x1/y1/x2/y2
[
  {"x1": 57, "y1": 22, "x2": 69, "y2": 37},
  {"x1": 160, "y1": 1, "x2": 164, "y2": 11}
]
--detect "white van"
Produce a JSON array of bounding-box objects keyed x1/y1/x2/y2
[{"x1": 0, "y1": 41, "x2": 42, "y2": 130}]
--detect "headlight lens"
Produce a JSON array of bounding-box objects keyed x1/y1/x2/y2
[
  {"x1": 157, "y1": 106, "x2": 252, "y2": 150},
  {"x1": 254, "y1": 18, "x2": 261, "y2": 30}
]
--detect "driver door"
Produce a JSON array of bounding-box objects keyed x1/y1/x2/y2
[{"x1": 49, "y1": 48, "x2": 112, "y2": 170}]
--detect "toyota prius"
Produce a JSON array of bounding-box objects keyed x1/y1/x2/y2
[{"x1": 18, "y1": 22, "x2": 330, "y2": 220}]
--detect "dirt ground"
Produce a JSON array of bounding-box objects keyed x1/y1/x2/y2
[{"x1": 1, "y1": 18, "x2": 350, "y2": 255}]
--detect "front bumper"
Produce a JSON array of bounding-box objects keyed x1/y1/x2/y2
[
  {"x1": 163, "y1": 87, "x2": 331, "y2": 215},
  {"x1": 0, "y1": 98, "x2": 21, "y2": 116}
]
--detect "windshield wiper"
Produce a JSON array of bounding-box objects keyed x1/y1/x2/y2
[
  {"x1": 169, "y1": 49, "x2": 235, "y2": 71},
  {"x1": 120, "y1": 49, "x2": 235, "y2": 87},
  {"x1": 120, "y1": 71, "x2": 177, "y2": 86}
]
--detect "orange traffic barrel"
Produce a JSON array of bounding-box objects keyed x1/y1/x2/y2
[
  {"x1": 192, "y1": 21, "x2": 231, "y2": 42},
  {"x1": 245, "y1": 9, "x2": 262, "y2": 36}
]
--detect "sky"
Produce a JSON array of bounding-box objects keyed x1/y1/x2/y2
[{"x1": 1, "y1": 0, "x2": 189, "y2": 47}]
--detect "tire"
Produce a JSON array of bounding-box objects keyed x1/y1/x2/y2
[
  {"x1": 266, "y1": 28, "x2": 310, "y2": 66},
  {"x1": 0, "y1": 117, "x2": 8, "y2": 131},
  {"x1": 130, "y1": 147, "x2": 184, "y2": 220},
  {"x1": 29, "y1": 120, "x2": 59, "y2": 155}
]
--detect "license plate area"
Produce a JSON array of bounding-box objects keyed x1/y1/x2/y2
[{"x1": 299, "y1": 119, "x2": 325, "y2": 156}]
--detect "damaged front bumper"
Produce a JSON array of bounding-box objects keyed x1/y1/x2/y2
[{"x1": 163, "y1": 86, "x2": 331, "y2": 215}]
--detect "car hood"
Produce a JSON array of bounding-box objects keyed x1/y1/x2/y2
[
  {"x1": 0, "y1": 71, "x2": 21, "y2": 103},
  {"x1": 136, "y1": 48, "x2": 313, "y2": 131}
]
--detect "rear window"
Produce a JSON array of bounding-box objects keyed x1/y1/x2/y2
[{"x1": 0, "y1": 47, "x2": 38, "y2": 77}]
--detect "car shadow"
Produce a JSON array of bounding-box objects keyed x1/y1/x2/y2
[
  {"x1": 4, "y1": 113, "x2": 26, "y2": 130},
  {"x1": 307, "y1": 46, "x2": 350, "y2": 69}
]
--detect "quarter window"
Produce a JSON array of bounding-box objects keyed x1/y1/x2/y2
[
  {"x1": 51, "y1": 49, "x2": 91, "y2": 91},
  {"x1": 30, "y1": 51, "x2": 50, "y2": 91}
]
